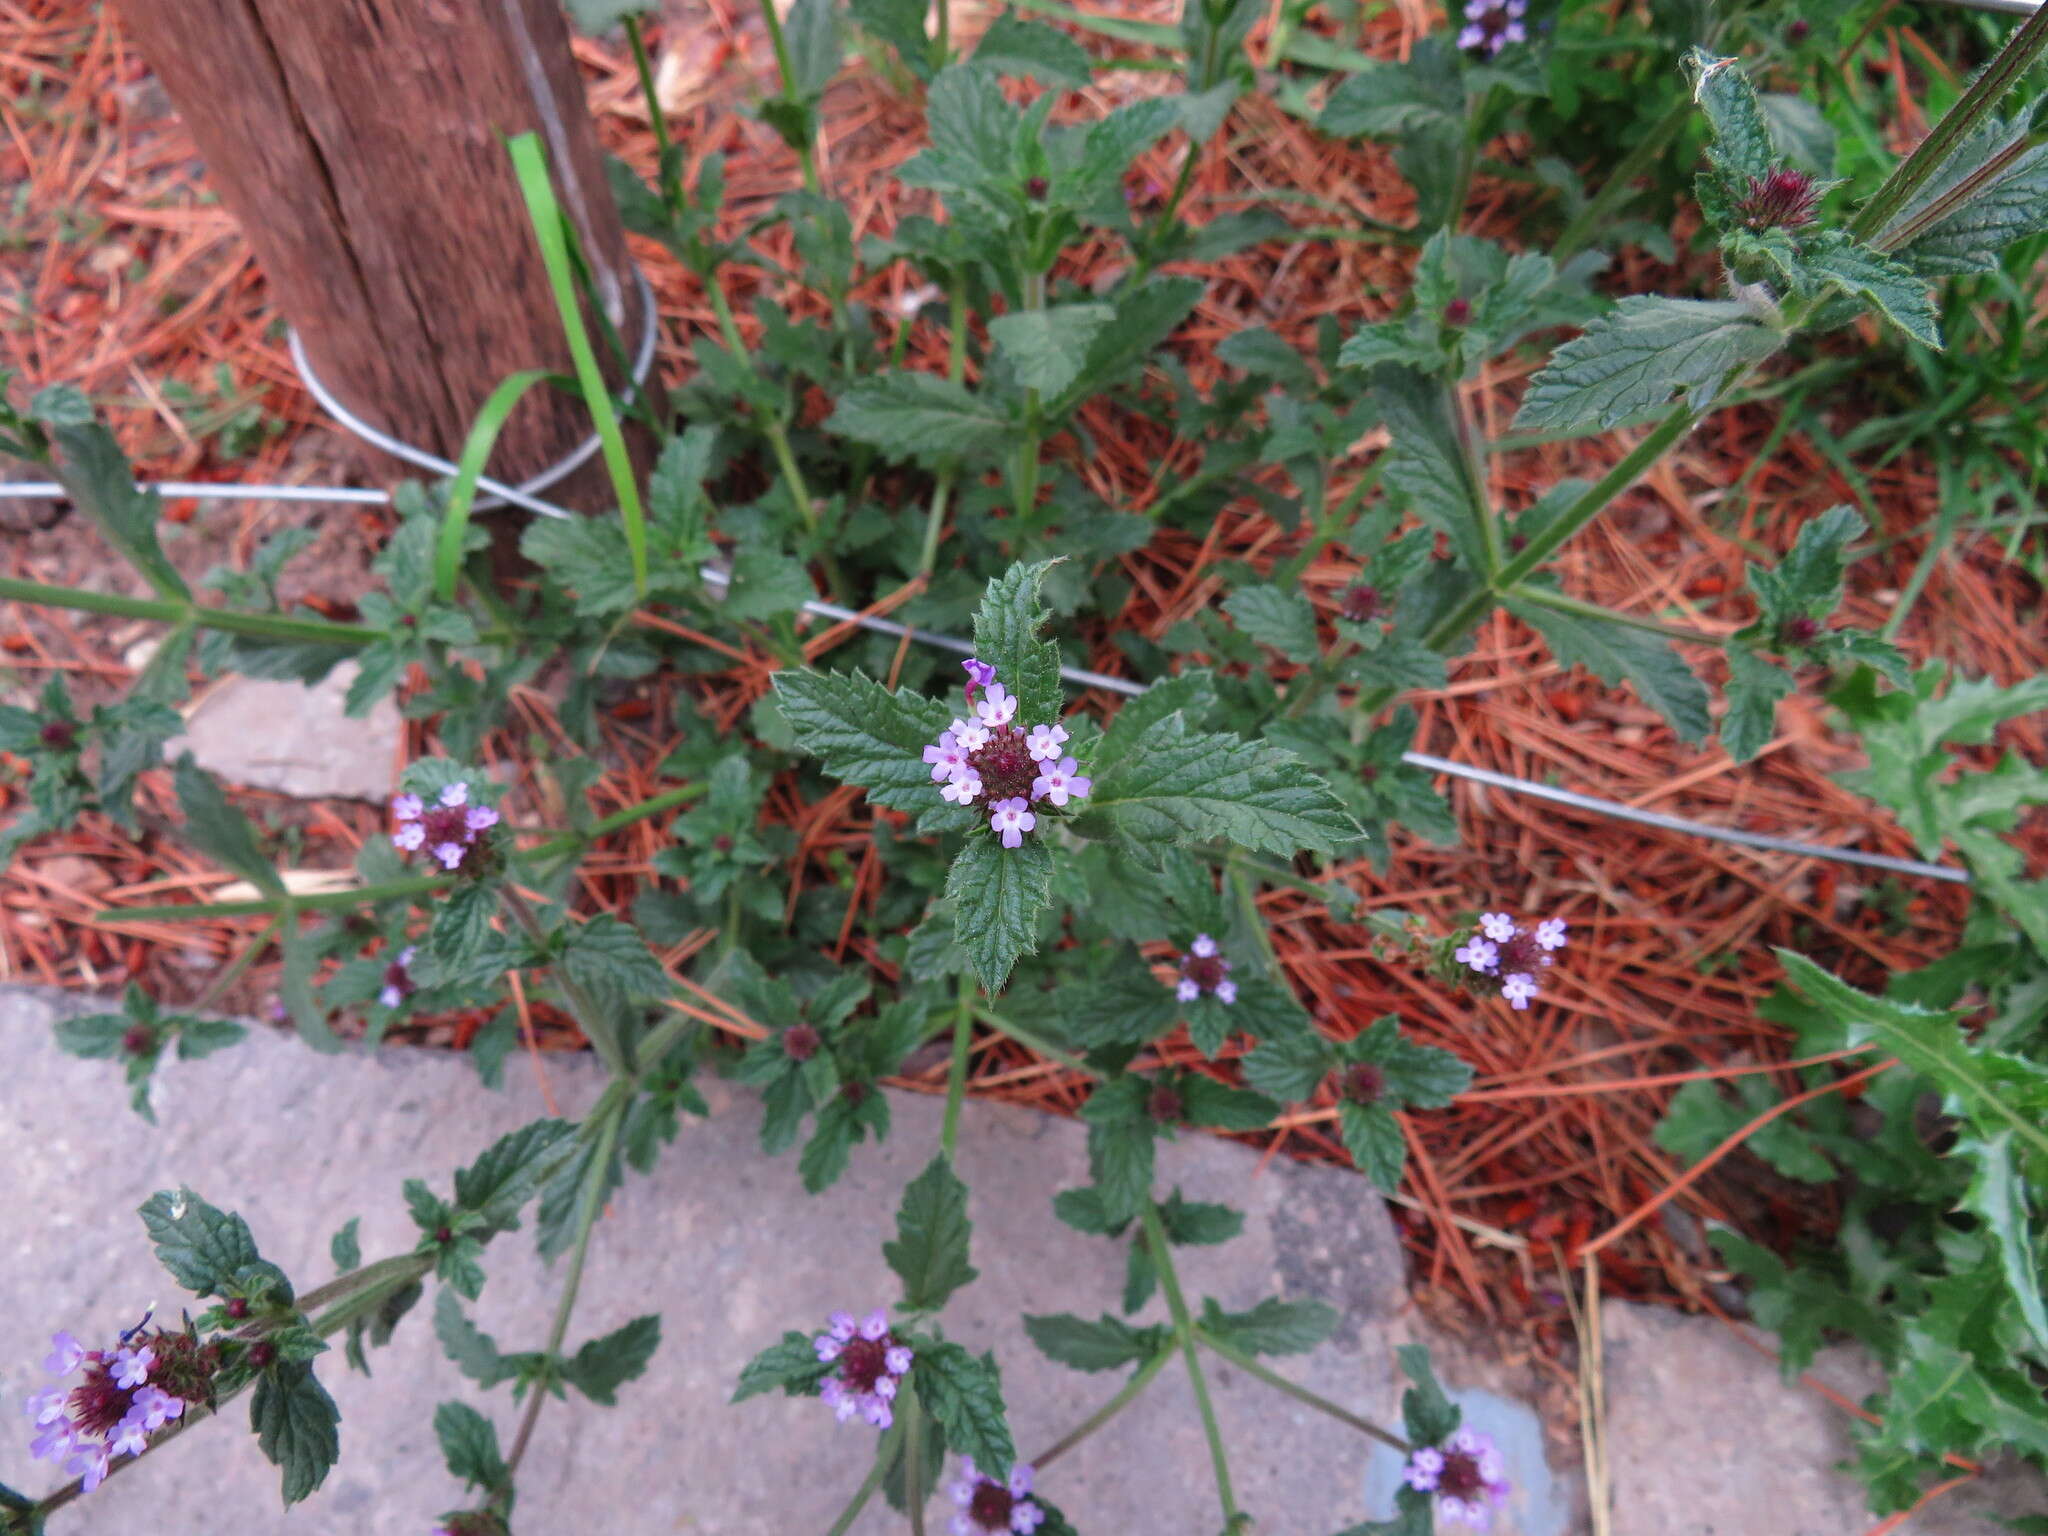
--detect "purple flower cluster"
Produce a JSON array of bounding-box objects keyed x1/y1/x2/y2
[
  {"x1": 379, "y1": 945, "x2": 418, "y2": 1009},
  {"x1": 391, "y1": 782, "x2": 499, "y2": 871},
  {"x1": 25, "y1": 1326, "x2": 189, "y2": 1493},
  {"x1": 1454, "y1": 912, "x2": 1566, "y2": 1010},
  {"x1": 1174, "y1": 934, "x2": 1237, "y2": 1005},
  {"x1": 1457, "y1": 0, "x2": 1526, "y2": 55},
  {"x1": 1404, "y1": 1426, "x2": 1512, "y2": 1529},
  {"x1": 923, "y1": 660, "x2": 1090, "y2": 849},
  {"x1": 949, "y1": 1456, "x2": 1046, "y2": 1535},
  {"x1": 813, "y1": 1309, "x2": 913, "y2": 1429}
]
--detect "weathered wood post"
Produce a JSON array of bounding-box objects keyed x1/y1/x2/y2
[{"x1": 111, "y1": 0, "x2": 651, "y2": 508}]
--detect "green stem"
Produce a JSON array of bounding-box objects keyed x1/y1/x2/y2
[
  {"x1": 971, "y1": 1005, "x2": 1094, "y2": 1076},
  {"x1": 1030, "y1": 1346, "x2": 1175, "y2": 1468},
  {"x1": 500, "y1": 888, "x2": 634, "y2": 1080},
  {"x1": 1270, "y1": 455, "x2": 1389, "y2": 589},
  {"x1": 941, "y1": 976, "x2": 974, "y2": 1163},
  {"x1": 188, "y1": 912, "x2": 282, "y2": 1012},
  {"x1": 1141, "y1": 1199, "x2": 1238, "y2": 1526},
  {"x1": 1013, "y1": 270, "x2": 1047, "y2": 520},
  {"x1": 1196, "y1": 1330, "x2": 1410, "y2": 1452},
  {"x1": 918, "y1": 275, "x2": 972, "y2": 577},
  {"x1": 0, "y1": 574, "x2": 379, "y2": 646},
  {"x1": 1552, "y1": 96, "x2": 1692, "y2": 263},
  {"x1": 1851, "y1": 0, "x2": 2048, "y2": 241},
  {"x1": 902, "y1": 1379, "x2": 928, "y2": 1536},
  {"x1": 1510, "y1": 584, "x2": 1718, "y2": 645},
  {"x1": 824, "y1": 1431, "x2": 898, "y2": 1536},
  {"x1": 97, "y1": 783, "x2": 705, "y2": 924},
  {"x1": 755, "y1": 0, "x2": 822, "y2": 194},
  {"x1": 503, "y1": 1101, "x2": 623, "y2": 1485},
  {"x1": 624, "y1": 16, "x2": 680, "y2": 213}
]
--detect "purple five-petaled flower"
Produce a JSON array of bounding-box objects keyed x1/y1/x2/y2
[
  {"x1": 990, "y1": 798, "x2": 1036, "y2": 849},
  {"x1": 813, "y1": 1309, "x2": 913, "y2": 1430},
  {"x1": 1404, "y1": 1426, "x2": 1512, "y2": 1529},
  {"x1": 1030, "y1": 757, "x2": 1090, "y2": 808},
  {"x1": 1457, "y1": 0, "x2": 1526, "y2": 56},
  {"x1": 949, "y1": 1455, "x2": 1047, "y2": 1534}
]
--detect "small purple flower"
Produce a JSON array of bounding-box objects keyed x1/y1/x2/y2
[
  {"x1": 950, "y1": 717, "x2": 993, "y2": 752},
  {"x1": 111, "y1": 1347, "x2": 152, "y2": 1390},
  {"x1": 963, "y1": 658, "x2": 997, "y2": 691},
  {"x1": 1455, "y1": 938, "x2": 1499, "y2": 974},
  {"x1": 1025, "y1": 723, "x2": 1068, "y2": 762},
  {"x1": 1479, "y1": 912, "x2": 1517, "y2": 943},
  {"x1": 29, "y1": 1419, "x2": 72, "y2": 1463},
  {"x1": 392, "y1": 780, "x2": 496, "y2": 870},
  {"x1": 949, "y1": 1455, "x2": 1047, "y2": 1534},
  {"x1": 1404, "y1": 1427, "x2": 1512, "y2": 1529},
  {"x1": 132, "y1": 1387, "x2": 182, "y2": 1431},
  {"x1": 1174, "y1": 937, "x2": 1235, "y2": 1002},
  {"x1": 1030, "y1": 756, "x2": 1090, "y2": 807},
  {"x1": 1457, "y1": 0, "x2": 1526, "y2": 56},
  {"x1": 64, "y1": 1440, "x2": 109, "y2": 1492},
  {"x1": 812, "y1": 1306, "x2": 913, "y2": 1432},
  {"x1": 942, "y1": 770, "x2": 985, "y2": 805},
  {"x1": 106, "y1": 1413, "x2": 147, "y2": 1459},
  {"x1": 1535, "y1": 918, "x2": 1568, "y2": 951},
  {"x1": 379, "y1": 945, "x2": 418, "y2": 1011},
  {"x1": 989, "y1": 798, "x2": 1036, "y2": 849},
  {"x1": 926, "y1": 732, "x2": 971, "y2": 783},
  {"x1": 26, "y1": 1387, "x2": 67, "y2": 1427},
  {"x1": 975, "y1": 684, "x2": 1018, "y2": 728},
  {"x1": 44, "y1": 1332, "x2": 85, "y2": 1377},
  {"x1": 1501, "y1": 973, "x2": 1538, "y2": 1010}
]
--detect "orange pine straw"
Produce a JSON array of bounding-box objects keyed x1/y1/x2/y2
[
  {"x1": 504, "y1": 968, "x2": 561, "y2": 1117},
  {"x1": 800, "y1": 571, "x2": 926, "y2": 662},
  {"x1": 1583, "y1": 1059, "x2": 1897, "y2": 1256}
]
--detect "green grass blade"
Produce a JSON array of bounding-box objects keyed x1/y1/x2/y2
[
  {"x1": 436, "y1": 368, "x2": 555, "y2": 602},
  {"x1": 506, "y1": 131, "x2": 650, "y2": 599}
]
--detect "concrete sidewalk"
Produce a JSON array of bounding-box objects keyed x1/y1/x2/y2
[{"x1": 0, "y1": 986, "x2": 2032, "y2": 1534}]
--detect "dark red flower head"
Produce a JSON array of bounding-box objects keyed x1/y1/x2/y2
[{"x1": 1737, "y1": 169, "x2": 1819, "y2": 232}]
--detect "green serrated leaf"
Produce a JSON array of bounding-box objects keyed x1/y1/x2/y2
[
  {"x1": 433, "y1": 1400, "x2": 508, "y2": 1494},
  {"x1": 139, "y1": 1188, "x2": 263, "y2": 1297},
  {"x1": 454, "y1": 1119, "x2": 576, "y2": 1233},
  {"x1": 1224, "y1": 584, "x2": 1321, "y2": 665},
  {"x1": 946, "y1": 837, "x2": 1054, "y2": 993},
  {"x1": 773, "y1": 669, "x2": 954, "y2": 812},
  {"x1": 1396, "y1": 1341, "x2": 1461, "y2": 1445},
  {"x1": 884, "y1": 1156, "x2": 980, "y2": 1312},
  {"x1": 827, "y1": 372, "x2": 1015, "y2": 466},
  {"x1": 916, "y1": 1343, "x2": 1015, "y2": 1480},
  {"x1": 1024, "y1": 1312, "x2": 1171, "y2": 1372},
  {"x1": 1197, "y1": 1295, "x2": 1336, "y2": 1356},
  {"x1": 1722, "y1": 647, "x2": 1794, "y2": 762},
  {"x1": 1093, "y1": 728, "x2": 1361, "y2": 856},
  {"x1": 972, "y1": 10, "x2": 1094, "y2": 86},
  {"x1": 173, "y1": 757, "x2": 285, "y2": 895},
  {"x1": 733, "y1": 1329, "x2": 834, "y2": 1402},
  {"x1": 1513, "y1": 296, "x2": 1783, "y2": 435},
  {"x1": 250, "y1": 1363, "x2": 340, "y2": 1506},
  {"x1": 1339, "y1": 1100, "x2": 1407, "y2": 1189},
  {"x1": 1802, "y1": 233, "x2": 1941, "y2": 348},
  {"x1": 971, "y1": 561, "x2": 1065, "y2": 727},
  {"x1": 989, "y1": 305, "x2": 1115, "y2": 397},
  {"x1": 1686, "y1": 48, "x2": 1777, "y2": 187},
  {"x1": 562, "y1": 1314, "x2": 661, "y2": 1405},
  {"x1": 1511, "y1": 595, "x2": 1711, "y2": 743},
  {"x1": 1156, "y1": 1189, "x2": 1243, "y2": 1245},
  {"x1": 435, "y1": 1290, "x2": 512, "y2": 1387}
]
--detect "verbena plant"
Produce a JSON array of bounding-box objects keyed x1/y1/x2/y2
[{"x1": 2, "y1": 0, "x2": 2046, "y2": 1527}]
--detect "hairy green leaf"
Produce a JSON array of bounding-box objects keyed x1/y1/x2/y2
[
  {"x1": 1513, "y1": 296, "x2": 1782, "y2": 435},
  {"x1": 1509, "y1": 596, "x2": 1712, "y2": 743},
  {"x1": 773, "y1": 669, "x2": 953, "y2": 813},
  {"x1": 946, "y1": 837, "x2": 1054, "y2": 993},
  {"x1": 884, "y1": 1156, "x2": 980, "y2": 1312}
]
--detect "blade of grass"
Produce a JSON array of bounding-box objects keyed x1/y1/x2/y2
[
  {"x1": 506, "y1": 131, "x2": 650, "y2": 598},
  {"x1": 435, "y1": 368, "x2": 557, "y2": 602}
]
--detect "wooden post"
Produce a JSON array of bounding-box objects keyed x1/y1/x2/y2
[{"x1": 111, "y1": 0, "x2": 650, "y2": 506}]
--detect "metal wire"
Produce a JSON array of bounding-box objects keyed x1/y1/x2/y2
[
  {"x1": 281, "y1": 262, "x2": 659, "y2": 521},
  {"x1": 2, "y1": 453, "x2": 1972, "y2": 890}
]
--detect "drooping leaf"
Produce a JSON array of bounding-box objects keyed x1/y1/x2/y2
[
  {"x1": 1197, "y1": 1296, "x2": 1337, "y2": 1356},
  {"x1": 561, "y1": 1315, "x2": 662, "y2": 1405},
  {"x1": 433, "y1": 1401, "x2": 508, "y2": 1496},
  {"x1": 173, "y1": 757, "x2": 285, "y2": 896},
  {"x1": 883, "y1": 1156, "x2": 980, "y2": 1313},
  {"x1": 1510, "y1": 596, "x2": 1712, "y2": 744},
  {"x1": 946, "y1": 837, "x2": 1055, "y2": 993},
  {"x1": 250, "y1": 1363, "x2": 341, "y2": 1506},
  {"x1": 732, "y1": 1329, "x2": 834, "y2": 1402},
  {"x1": 1023, "y1": 1312, "x2": 1171, "y2": 1373},
  {"x1": 1513, "y1": 296, "x2": 1783, "y2": 435},
  {"x1": 916, "y1": 1342, "x2": 1015, "y2": 1479}
]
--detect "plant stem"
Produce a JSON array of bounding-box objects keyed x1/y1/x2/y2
[
  {"x1": 1141, "y1": 1199, "x2": 1238, "y2": 1526},
  {"x1": 504, "y1": 1101, "x2": 623, "y2": 1485},
  {"x1": 1195, "y1": 1330, "x2": 1410, "y2": 1452},
  {"x1": 1271, "y1": 455, "x2": 1390, "y2": 589},
  {"x1": 971, "y1": 1005, "x2": 1094, "y2": 1076},
  {"x1": 941, "y1": 976, "x2": 975, "y2": 1164},
  {"x1": 1031, "y1": 1346, "x2": 1174, "y2": 1468},
  {"x1": 500, "y1": 887, "x2": 635, "y2": 1080},
  {"x1": 1851, "y1": 0, "x2": 2048, "y2": 241},
  {"x1": 918, "y1": 275, "x2": 972, "y2": 577},
  {"x1": 0, "y1": 574, "x2": 379, "y2": 646},
  {"x1": 902, "y1": 1379, "x2": 928, "y2": 1536},
  {"x1": 1552, "y1": 95, "x2": 1691, "y2": 263},
  {"x1": 1013, "y1": 270, "x2": 1047, "y2": 520},
  {"x1": 97, "y1": 783, "x2": 705, "y2": 924},
  {"x1": 624, "y1": 16, "x2": 675, "y2": 198},
  {"x1": 1510, "y1": 584, "x2": 1719, "y2": 645},
  {"x1": 754, "y1": 0, "x2": 823, "y2": 194},
  {"x1": 824, "y1": 1431, "x2": 898, "y2": 1536}
]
